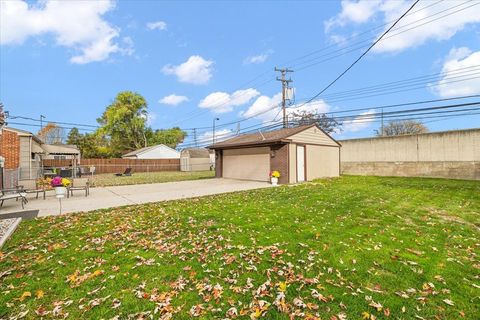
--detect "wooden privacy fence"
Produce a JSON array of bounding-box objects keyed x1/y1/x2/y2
[{"x1": 42, "y1": 158, "x2": 180, "y2": 174}]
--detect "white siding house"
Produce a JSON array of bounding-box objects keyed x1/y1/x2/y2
[{"x1": 122, "y1": 144, "x2": 180, "y2": 159}]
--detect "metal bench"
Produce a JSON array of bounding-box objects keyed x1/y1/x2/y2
[{"x1": 0, "y1": 188, "x2": 28, "y2": 209}]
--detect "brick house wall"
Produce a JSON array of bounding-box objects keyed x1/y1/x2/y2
[
  {"x1": 270, "y1": 143, "x2": 289, "y2": 184},
  {"x1": 0, "y1": 129, "x2": 20, "y2": 170},
  {"x1": 0, "y1": 129, "x2": 21, "y2": 188}
]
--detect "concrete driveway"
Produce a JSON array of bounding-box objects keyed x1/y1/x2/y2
[{"x1": 0, "y1": 179, "x2": 271, "y2": 217}]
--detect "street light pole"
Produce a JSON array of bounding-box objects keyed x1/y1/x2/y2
[{"x1": 212, "y1": 117, "x2": 219, "y2": 146}]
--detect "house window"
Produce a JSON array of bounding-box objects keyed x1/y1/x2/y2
[{"x1": 54, "y1": 155, "x2": 66, "y2": 160}]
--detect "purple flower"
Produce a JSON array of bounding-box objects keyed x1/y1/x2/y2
[{"x1": 51, "y1": 176, "x2": 63, "y2": 187}]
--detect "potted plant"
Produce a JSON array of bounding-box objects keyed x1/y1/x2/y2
[
  {"x1": 50, "y1": 176, "x2": 71, "y2": 197},
  {"x1": 270, "y1": 170, "x2": 280, "y2": 186}
]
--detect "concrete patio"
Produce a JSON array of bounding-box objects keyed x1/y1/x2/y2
[{"x1": 0, "y1": 179, "x2": 271, "y2": 217}]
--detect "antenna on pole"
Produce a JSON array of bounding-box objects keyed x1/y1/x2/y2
[
  {"x1": 193, "y1": 128, "x2": 198, "y2": 147},
  {"x1": 275, "y1": 67, "x2": 294, "y2": 128},
  {"x1": 381, "y1": 108, "x2": 384, "y2": 136},
  {"x1": 40, "y1": 115, "x2": 46, "y2": 130}
]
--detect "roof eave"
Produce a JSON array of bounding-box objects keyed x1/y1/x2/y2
[{"x1": 208, "y1": 139, "x2": 290, "y2": 150}]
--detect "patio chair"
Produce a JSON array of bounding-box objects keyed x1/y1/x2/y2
[
  {"x1": 0, "y1": 187, "x2": 28, "y2": 209},
  {"x1": 68, "y1": 178, "x2": 90, "y2": 197},
  {"x1": 18, "y1": 179, "x2": 46, "y2": 200},
  {"x1": 114, "y1": 167, "x2": 132, "y2": 177},
  {"x1": 59, "y1": 169, "x2": 73, "y2": 178}
]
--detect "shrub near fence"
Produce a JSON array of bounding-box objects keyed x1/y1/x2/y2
[{"x1": 42, "y1": 158, "x2": 180, "y2": 174}]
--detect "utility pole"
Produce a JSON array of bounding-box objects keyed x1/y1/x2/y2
[
  {"x1": 275, "y1": 67, "x2": 294, "y2": 128},
  {"x1": 193, "y1": 128, "x2": 198, "y2": 147},
  {"x1": 380, "y1": 108, "x2": 384, "y2": 136},
  {"x1": 212, "y1": 117, "x2": 219, "y2": 146},
  {"x1": 40, "y1": 114, "x2": 46, "y2": 130}
]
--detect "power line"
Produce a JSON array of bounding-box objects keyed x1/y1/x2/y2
[
  {"x1": 6, "y1": 121, "x2": 96, "y2": 132},
  {"x1": 7, "y1": 114, "x2": 99, "y2": 129},
  {"x1": 296, "y1": 0, "x2": 420, "y2": 110},
  {"x1": 210, "y1": 69, "x2": 479, "y2": 132},
  {"x1": 203, "y1": 0, "x2": 423, "y2": 132},
  {"x1": 292, "y1": 0, "x2": 477, "y2": 72},
  {"x1": 310, "y1": 65, "x2": 480, "y2": 101},
  {"x1": 156, "y1": 1, "x2": 476, "y2": 131},
  {"x1": 178, "y1": 100, "x2": 480, "y2": 149},
  {"x1": 324, "y1": 94, "x2": 480, "y2": 116},
  {"x1": 168, "y1": 1, "x2": 447, "y2": 129},
  {"x1": 283, "y1": 0, "x2": 446, "y2": 68}
]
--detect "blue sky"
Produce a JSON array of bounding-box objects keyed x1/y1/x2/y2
[{"x1": 1, "y1": 0, "x2": 480, "y2": 146}]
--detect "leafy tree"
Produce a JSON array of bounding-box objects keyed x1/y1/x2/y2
[
  {"x1": 376, "y1": 120, "x2": 428, "y2": 136},
  {"x1": 145, "y1": 127, "x2": 187, "y2": 149},
  {"x1": 67, "y1": 92, "x2": 187, "y2": 158},
  {"x1": 37, "y1": 123, "x2": 64, "y2": 144},
  {"x1": 66, "y1": 129, "x2": 115, "y2": 158},
  {"x1": 97, "y1": 91, "x2": 148, "y2": 154},
  {"x1": 289, "y1": 110, "x2": 342, "y2": 134},
  {"x1": 66, "y1": 127, "x2": 82, "y2": 145}
]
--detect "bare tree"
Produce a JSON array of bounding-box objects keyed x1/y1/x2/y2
[
  {"x1": 37, "y1": 123, "x2": 65, "y2": 144},
  {"x1": 0, "y1": 103, "x2": 5, "y2": 130},
  {"x1": 376, "y1": 120, "x2": 428, "y2": 136},
  {"x1": 289, "y1": 110, "x2": 342, "y2": 134}
]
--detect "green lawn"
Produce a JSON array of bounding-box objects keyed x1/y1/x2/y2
[
  {"x1": 91, "y1": 170, "x2": 215, "y2": 187},
  {"x1": 1, "y1": 176, "x2": 479, "y2": 319}
]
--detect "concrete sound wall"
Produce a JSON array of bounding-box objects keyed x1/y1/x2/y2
[{"x1": 339, "y1": 128, "x2": 480, "y2": 180}]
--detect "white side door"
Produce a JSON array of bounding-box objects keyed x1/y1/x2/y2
[{"x1": 297, "y1": 145, "x2": 305, "y2": 182}]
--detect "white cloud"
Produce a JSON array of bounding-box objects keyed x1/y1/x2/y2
[
  {"x1": 241, "y1": 93, "x2": 283, "y2": 122},
  {"x1": 325, "y1": 0, "x2": 480, "y2": 54},
  {"x1": 147, "y1": 21, "x2": 167, "y2": 31},
  {"x1": 342, "y1": 109, "x2": 376, "y2": 132},
  {"x1": 434, "y1": 47, "x2": 480, "y2": 97},
  {"x1": 0, "y1": 0, "x2": 130, "y2": 64},
  {"x1": 242, "y1": 94, "x2": 331, "y2": 123},
  {"x1": 162, "y1": 55, "x2": 214, "y2": 85},
  {"x1": 199, "y1": 128, "x2": 233, "y2": 144},
  {"x1": 243, "y1": 50, "x2": 274, "y2": 64},
  {"x1": 199, "y1": 88, "x2": 260, "y2": 113},
  {"x1": 325, "y1": 0, "x2": 382, "y2": 31},
  {"x1": 159, "y1": 94, "x2": 189, "y2": 106}
]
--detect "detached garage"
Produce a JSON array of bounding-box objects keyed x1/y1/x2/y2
[{"x1": 210, "y1": 124, "x2": 341, "y2": 184}]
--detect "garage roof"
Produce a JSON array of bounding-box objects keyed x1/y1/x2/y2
[{"x1": 210, "y1": 124, "x2": 338, "y2": 149}]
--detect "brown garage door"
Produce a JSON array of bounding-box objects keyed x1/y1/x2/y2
[{"x1": 223, "y1": 147, "x2": 270, "y2": 181}]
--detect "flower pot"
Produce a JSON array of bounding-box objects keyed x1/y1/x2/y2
[
  {"x1": 55, "y1": 186, "x2": 67, "y2": 198},
  {"x1": 271, "y1": 177, "x2": 278, "y2": 186}
]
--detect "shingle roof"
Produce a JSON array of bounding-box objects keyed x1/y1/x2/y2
[
  {"x1": 122, "y1": 146, "x2": 154, "y2": 157},
  {"x1": 180, "y1": 148, "x2": 210, "y2": 158},
  {"x1": 122, "y1": 144, "x2": 179, "y2": 158},
  {"x1": 42, "y1": 144, "x2": 80, "y2": 155},
  {"x1": 209, "y1": 124, "x2": 316, "y2": 149}
]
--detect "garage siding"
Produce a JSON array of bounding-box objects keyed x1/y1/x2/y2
[
  {"x1": 289, "y1": 143, "x2": 297, "y2": 183},
  {"x1": 223, "y1": 147, "x2": 270, "y2": 181},
  {"x1": 306, "y1": 145, "x2": 340, "y2": 179},
  {"x1": 290, "y1": 126, "x2": 339, "y2": 146}
]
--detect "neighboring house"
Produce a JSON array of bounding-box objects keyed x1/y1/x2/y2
[
  {"x1": 0, "y1": 127, "x2": 44, "y2": 187},
  {"x1": 180, "y1": 148, "x2": 213, "y2": 171},
  {"x1": 209, "y1": 124, "x2": 341, "y2": 184},
  {"x1": 0, "y1": 127, "x2": 81, "y2": 188},
  {"x1": 122, "y1": 144, "x2": 180, "y2": 159}
]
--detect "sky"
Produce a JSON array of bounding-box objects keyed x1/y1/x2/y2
[{"x1": 1, "y1": 0, "x2": 480, "y2": 147}]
